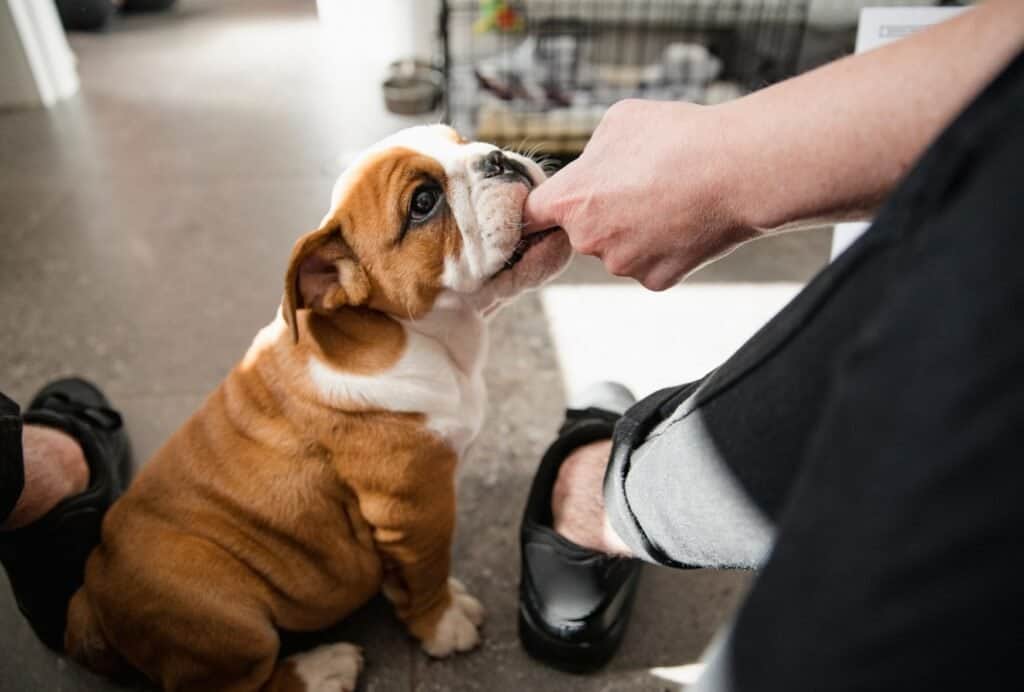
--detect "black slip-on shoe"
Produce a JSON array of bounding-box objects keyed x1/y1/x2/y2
[
  {"x1": 519, "y1": 383, "x2": 643, "y2": 673},
  {"x1": 0, "y1": 378, "x2": 131, "y2": 651}
]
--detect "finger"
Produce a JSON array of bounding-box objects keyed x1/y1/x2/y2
[
  {"x1": 521, "y1": 160, "x2": 579, "y2": 232},
  {"x1": 601, "y1": 246, "x2": 643, "y2": 278},
  {"x1": 521, "y1": 183, "x2": 561, "y2": 233}
]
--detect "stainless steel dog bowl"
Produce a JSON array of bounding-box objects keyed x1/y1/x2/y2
[{"x1": 383, "y1": 60, "x2": 443, "y2": 115}]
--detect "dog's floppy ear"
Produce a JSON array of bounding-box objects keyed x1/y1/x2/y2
[{"x1": 283, "y1": 221, "x2": 370, "y2": 343}]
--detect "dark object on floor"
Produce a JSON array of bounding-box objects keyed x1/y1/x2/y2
[
  {"x1": 0, "y1": 378, "x2": 132, "y2": 651},
  {"x1": 519, "y1": 404, "x2": 642, "y2": 673},
  {"x1": 55, "y1": 0, "x2": 116, "y2": 32},
  {"x1": 121, "y1": 0, "x2": 177, "y2": 13},
  {"x1": 55, "y1": 0, "x2": 177, "y2": 32}
]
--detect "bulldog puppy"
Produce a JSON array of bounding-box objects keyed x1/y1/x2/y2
[{"x1": 64, "y1": 125, "x2": 571, "y2": 692}]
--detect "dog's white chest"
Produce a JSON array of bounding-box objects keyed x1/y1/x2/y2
[
  {"x1": 306, "y1": 326, "x2": 486, "y2": 456},
  {"x1": 426, "y1": 367, "x2": 486, "y2": 457}
]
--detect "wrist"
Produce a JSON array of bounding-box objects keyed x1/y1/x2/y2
[{"x1": 706, "y1": 98, "x2": 780, "y2": 234}]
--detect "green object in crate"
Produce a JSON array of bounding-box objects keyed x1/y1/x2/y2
[{"x1": 474, "y1": 0, "x2": 525, "y2": 33}]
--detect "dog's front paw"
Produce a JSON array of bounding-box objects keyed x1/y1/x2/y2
[
  {"x1": 421, "y1": 578, "x2": 486, "y2": 658},
  {"x1": 281, "y1": 642, "x2": 363, "y2": 692}
]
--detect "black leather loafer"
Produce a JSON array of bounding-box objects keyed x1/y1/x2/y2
[
  {"x1": 0, "y1": 378, "x2": 131, "y2": 651},
  {"x1": 519, "y1": 385, "x2": 643, "y2": 673}
]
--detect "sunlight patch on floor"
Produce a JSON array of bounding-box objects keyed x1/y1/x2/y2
[
  {"x1": 650, "y1": 662, "x2": 707, "y2": 687},
  {"x1": 539, "y1": 282, "x2": 803, "y2": 401}
]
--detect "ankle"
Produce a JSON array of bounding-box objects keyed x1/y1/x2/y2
[
  {"x1": 1, "y1": 425, "x2": 89, "y2": 531},
  {"x1": 551, "y1": 439, "x2": 633, "y2": 556}
]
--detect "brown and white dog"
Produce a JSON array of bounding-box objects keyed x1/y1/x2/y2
[{"x1": 63, "y1": 125, "x2": 571, "y2": 691}]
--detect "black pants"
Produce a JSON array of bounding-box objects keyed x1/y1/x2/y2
[
  {"x1": 0, "y1": 394, "x2": 24, "y2": 525},
  {"x1": 606, "y1": 51, "x2": 1024, "y2": 690}
]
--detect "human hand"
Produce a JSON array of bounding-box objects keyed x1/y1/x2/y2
[
  {"x1": 523, "y1": 99, "x2": 758, "y2": 290},
  {"x1": 551, "y1": 439, "x2": 633, "y2": 556}
]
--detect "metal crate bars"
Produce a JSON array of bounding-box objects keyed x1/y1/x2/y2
[{"x1": 442, "y1": 0, "x2": 809, "y2": 155}]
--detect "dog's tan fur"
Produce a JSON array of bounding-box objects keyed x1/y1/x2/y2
[{"x1": 63, "y1": 127, "x2": 571, "y2": 691}]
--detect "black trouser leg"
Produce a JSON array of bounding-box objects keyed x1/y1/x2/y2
[
  {"x1": 0, "y1": 393, "x2": 25, "y2": 526},
  {"x1": 728, "y1": 56, "x2": 1024, "y2": 691}
]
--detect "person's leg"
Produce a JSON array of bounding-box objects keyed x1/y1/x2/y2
[{"x1": 0, "y1": 380, "x2": 131, "y2": 651}]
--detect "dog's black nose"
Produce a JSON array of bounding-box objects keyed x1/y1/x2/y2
[{"x1": 480, "y1": 150, "x2": 506, "y2": 178}]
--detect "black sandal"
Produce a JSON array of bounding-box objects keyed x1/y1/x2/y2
[{"x1": 0, "y1": 378, "x2": 131, "y2": 651}]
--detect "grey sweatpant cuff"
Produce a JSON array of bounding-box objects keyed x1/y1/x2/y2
[{"x1": 604, "y1": 382, "x2": 774, "y2": 569}]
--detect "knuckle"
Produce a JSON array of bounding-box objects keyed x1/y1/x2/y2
[
  {"x1": 604, "y1": 260, "x2": 626, "y2": 276},
  {"x1": 593, "y1": 99, "x2": 636, "y2": 138},
  {"x1": 604, "y1": 253, "x2": 634, "y2": 277},
  {"x1": 573, "y1": 235, "x2": 600, "y2": 256},
  {"x1": 641, "y1": 274, "x2": 673, "y2": 291},
  {"x1": 607, "y1": 98, "x2": 640, "y2": 119}
]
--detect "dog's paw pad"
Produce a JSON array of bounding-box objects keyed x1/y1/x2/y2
[
  {"x1": 286, "y1": 642, "x2": 363, "y2": 692},
  {"x1": 421, "y1": 579, "x2": 487, "y2": 658}
]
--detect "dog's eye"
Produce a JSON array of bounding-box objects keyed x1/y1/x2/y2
[{"x1": 409, "y1": 186, "x2": 442, "y2": 223}]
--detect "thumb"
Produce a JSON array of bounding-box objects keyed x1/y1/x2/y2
[{"x1": 522, "y1": 165, "x2": 573, "y2": 232}]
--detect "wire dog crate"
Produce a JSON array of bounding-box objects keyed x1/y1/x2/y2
[{"x1": 441, "y1": 0, "x2": 809, "y2": 155}]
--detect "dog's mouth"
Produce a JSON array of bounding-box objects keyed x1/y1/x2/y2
[{"x1": 491, "y1": 227, "x2": 560, "y2": 279}]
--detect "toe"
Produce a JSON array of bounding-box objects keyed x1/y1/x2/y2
[{"x1": 456, "y1": 592, "x2": 486, "y2": 627}]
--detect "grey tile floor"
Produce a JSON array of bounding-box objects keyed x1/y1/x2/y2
[{"x1": 0, "y1": 1, "x2": 830, "y2": 690}]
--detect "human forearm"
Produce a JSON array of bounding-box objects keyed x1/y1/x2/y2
[
  {"x1": 522, "y1": 0, "x2": 1024, "y2": 289},
  {"x1": 721, "y1": 0, "x2": 1024, "y2": 232}
]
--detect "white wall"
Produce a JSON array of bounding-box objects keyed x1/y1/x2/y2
[
  {"x1": 0, "y1": 0, "x2": 42, "y2": 107},
  {"x1": 0, "y1": 0, "x2": 78, "y2": 109}
]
